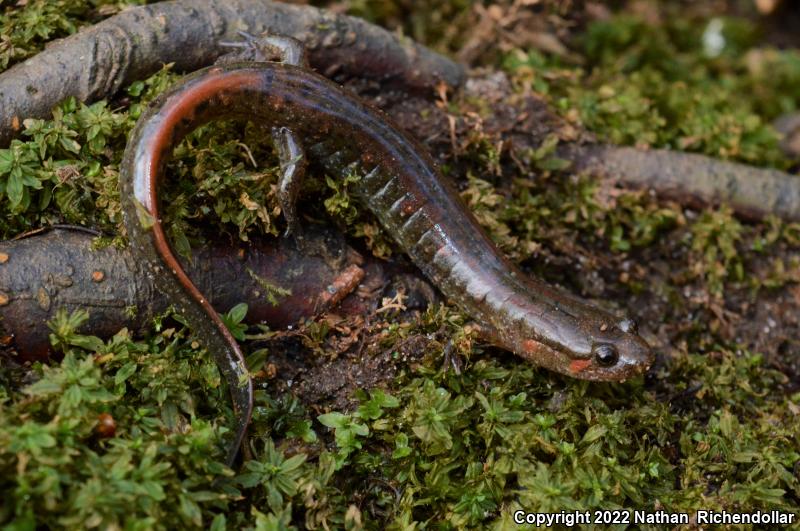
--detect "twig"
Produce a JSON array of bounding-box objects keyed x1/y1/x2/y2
[
  {"x1": 0, "y1": 0, "x2": 465, "y2": 146},
  {"x1": 559, "y1": 143, "x2": 800, "y2": 221}
]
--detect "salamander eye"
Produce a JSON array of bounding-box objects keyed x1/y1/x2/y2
[
  {"x1": 618, "y1": 318, "x2": 638, "y2": 334},
  {"x1": 593, "y1": 344, "x2": 619, "y2": 367}
]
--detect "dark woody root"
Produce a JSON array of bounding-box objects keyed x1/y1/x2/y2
[
  {"x1": 560, "y1": 143, "x2": 800, "y2": 221},
  {"x1": 0, "y1": 0, "x2": 466, "y2": 146},
  {"x1": 0, "y1": 226, "x2": 402, "y2": 364}
]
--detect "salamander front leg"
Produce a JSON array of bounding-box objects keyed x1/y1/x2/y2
[
  {"x1": 218, "y1": 31, "x2": 308, "y2": 67},
  {"x1": 272, "y1": 126, "x2": 308, "y2": 242}
]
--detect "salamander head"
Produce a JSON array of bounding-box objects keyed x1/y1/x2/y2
[{"x1": 507, "y1": 310, "x2": 654, "y2": 382}]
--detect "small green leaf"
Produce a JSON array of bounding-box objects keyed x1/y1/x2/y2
[
  {"x1": 115, "y1": 362, "x2": 137, "y2": 385},
  {"x1": 318, "y1": 412, "x2": 348, "y2": 429}
]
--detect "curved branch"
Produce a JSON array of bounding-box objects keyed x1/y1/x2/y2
[
  {"x1": 773, "y1": 112, "x2": 800, "y2": 158},
  {"x1": 561, "y1": 143, "x2": 800, "y2": 220},
  {"x1": 0, "y1": 0, "x2": 465, "y2": 146}
]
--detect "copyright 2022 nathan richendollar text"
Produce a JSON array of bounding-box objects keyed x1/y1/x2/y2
[{"x1": 512, "y1": 509, "x2": 796, "y2": 527}]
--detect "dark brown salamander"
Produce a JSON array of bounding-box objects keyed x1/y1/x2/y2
[{"x1": 120, "y1": 61, "x2": 653, "y2": 464}]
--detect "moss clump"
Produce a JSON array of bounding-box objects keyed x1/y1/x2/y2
[
  {"x1": 0, "y1": 0, "x2": 147, "y2": 70},
  {"x1": 3, "y1": 306, "x2": 798, "y2": 528},
  {"x1": 505, "y1": 12, "x2": 800, "y2": 169},
  {"x1": 0, "y1": 64, "x2": 292, "y2": 253}
]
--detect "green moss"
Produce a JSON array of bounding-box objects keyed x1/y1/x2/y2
[
  {"x1": 4, "y1": 306, "x2": 797, "y2": 528},
  {"x1": 0, "y1": 66, "x2": 175, "y2": 239},
  {"x1": 0, "y1": 1, "x2": 149, "y2": 71},
  {"x1": 0, "y1": 63, "x2": 291, "y2": 248},
  {"x1": 312, "y1": 0, "x2": 474, "y2": 56},
  {"x1": 505, "y1": 12, "x2": 800, "y2": 169},
  {"x1": 687, "y1": 206, "x2": 744, "y2": 296}
]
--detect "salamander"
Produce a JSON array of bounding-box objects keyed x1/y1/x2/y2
[{"x1": 120, "y1": 45, "x2": 653, "y2": 464}]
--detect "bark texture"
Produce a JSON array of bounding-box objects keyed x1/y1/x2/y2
[
  {"x1": 562, "y1": 144, "x2": 800, "y2": 220},
  {"x1": 773, "y1": 112, "x2": 800, "y2": 158},
  {"x1": 0, "y1": 0, "x2": 465, "y2": 146},
  {"x1": 0, "y1": 226, "x2": 387, "y2": 363}
]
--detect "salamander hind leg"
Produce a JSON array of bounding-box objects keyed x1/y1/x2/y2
[
  {"x1": 272, "y1": 126, "x2": 308, "y2": 243},
  {"x1": 219, "y1": 33, "x2": 310, "y2": 243}
]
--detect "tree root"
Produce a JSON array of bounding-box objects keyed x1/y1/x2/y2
[
  {"x1": 0, "y1": 0, "x2": 465, "y2": 146},
  {"x1": 0, "y1": 226, "x2": 411, "y2": 363},
  {"x1": 560, "y1": 143, "x2": 800, "y2": 221},
  {"x1": 773, "y1": 112, "x2": 800, "y2": 158}
]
